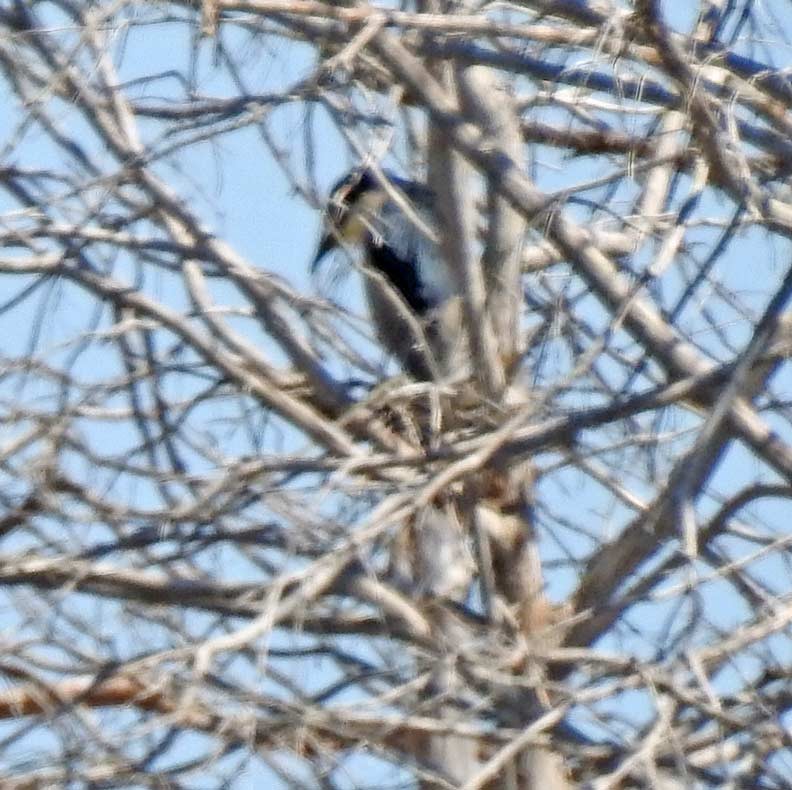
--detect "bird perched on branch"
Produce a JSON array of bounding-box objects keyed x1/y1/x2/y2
[{"x1": 311, "y1": 168, "x2": 462, "y2": 380}]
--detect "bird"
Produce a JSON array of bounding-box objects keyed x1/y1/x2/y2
[
  {"x1": 311, "y1": 168, "x2": 462, "y2": 381},
  {"x1": 312, "y1": 170, "x2": 477, "y2": 602}
]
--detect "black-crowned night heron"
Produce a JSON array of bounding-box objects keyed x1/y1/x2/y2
[{"x1": 311, "y1": 168, "x2": 461, "y2": 380}]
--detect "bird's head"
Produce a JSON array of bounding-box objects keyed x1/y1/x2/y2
[{"x1": 311, "y1": 169, "x2": 389, "y2": 272}]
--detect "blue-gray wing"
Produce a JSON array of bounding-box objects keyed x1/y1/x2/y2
[{"x1": 374, "y1": 184, "x2": 455, "y2": 309}]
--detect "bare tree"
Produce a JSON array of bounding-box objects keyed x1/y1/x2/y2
[{"x1": 0, "y1": 0, "x2": 791, "y2": 786}]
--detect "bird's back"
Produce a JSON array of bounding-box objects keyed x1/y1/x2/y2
[{"x1": 360, "y1": 178, "x2": 462, "y2": 380}]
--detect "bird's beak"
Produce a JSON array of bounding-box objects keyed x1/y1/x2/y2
[{"x1": 311, "y1": 232, "x2": 336, "y2": 273}]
